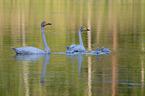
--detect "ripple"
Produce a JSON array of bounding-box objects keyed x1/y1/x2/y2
[
  {"x1": 120, "y1": 83, "x2": 145, "y2": 85},
  {"x1": 53, "y1": 51, "x2": 109, "y2": 55}
]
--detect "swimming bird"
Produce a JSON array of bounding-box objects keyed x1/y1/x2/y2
[
  {"x1": 66, "y1": 26, "x2": 90, "y2": 52},
  {"x1": 94, "y1": 48, "x2": 100, "y2": 54},
  {"x1": 11, "y1": 21, "x2": 52, "y2": 54},
  {"x1": 101, "y1": 47, "x2": 110, "y2": 52}
]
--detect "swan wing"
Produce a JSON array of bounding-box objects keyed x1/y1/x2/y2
[
  {"x1": 67, "y1": 44, "x2": 85, "y2": 52},
  {"x1": 12, "y1": 47, "x2": 45, "y2": 54},
  {"x1": 66, "y1": 44, "x2": 76, "y2": 50}
]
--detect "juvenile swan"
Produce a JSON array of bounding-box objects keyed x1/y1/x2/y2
[
  {"x1": 66, "y1": 26, "x2": 90, "y2": 52},
  {"x1": 12, "y1": 21, "x2": 52, "y2": 54}
]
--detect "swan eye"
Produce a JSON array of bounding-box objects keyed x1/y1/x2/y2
[
  {"x1": 81, "y1": 27, "x2": 84, "y2": 30},
  {"x1": 43, "y1": 22, "x2": 48, "y2": 27}
]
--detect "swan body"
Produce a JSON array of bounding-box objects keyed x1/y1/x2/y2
[
  {"x1": 66, "y1": 26, "x2": 90, "y2": 52},
  {"x1": 66, "y1": 44, "x2": 86, "y2": 52},
  {"x1": 12, "y1": 47, "x2": 45, "y2": 54},
  {"x1": 12, "y1": 21, "x2": 52, "y2": 54}
]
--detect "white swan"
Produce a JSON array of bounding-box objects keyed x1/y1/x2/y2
[
  {"x1": 11, "y1": 21, "x2": 52, "y2": 54},
  {"x1": 66, "y1": 26, "x2": 90, "y2": 52}
]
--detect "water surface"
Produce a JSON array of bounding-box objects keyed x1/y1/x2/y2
[{"x1": 0, "y1": 0, "x2": 145, "y2": 96}]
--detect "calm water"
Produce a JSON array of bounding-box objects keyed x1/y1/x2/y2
[{"x1": 1, "y1": 0, "x2": 145, "y2": 96}]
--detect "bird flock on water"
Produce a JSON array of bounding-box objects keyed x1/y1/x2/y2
[{"x1": 11, "y1": 21, "x2": 110, "y2": 55}]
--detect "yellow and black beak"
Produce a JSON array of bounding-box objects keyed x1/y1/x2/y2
[
  {"x1": 84, "y1": 27, "x2": 90, "y2": 31},
  {"x1": 46, "y1": 22, "x2": 52, "y2": 25}
]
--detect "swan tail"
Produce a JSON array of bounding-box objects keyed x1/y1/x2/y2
[{"x1": 66, "y1": 46, "x2": 70, "y2": 50}]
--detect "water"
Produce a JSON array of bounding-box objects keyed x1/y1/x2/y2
[{"x1": 0, "y1": 0, "x2": 145, "y2": 96}]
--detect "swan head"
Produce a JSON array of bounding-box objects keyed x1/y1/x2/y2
[
  {"x1": 101, "y1": 47, "x2": 105, "y2": 50},
  {"x1": 80, "y1": 26, "x2": 90, "y2": 32},
  {"x1": 96, "y1": 48, "x2": 99, "y2": 51},
  {"x1": 41, "y1": 21, "x2": 52, "y2": 27}
]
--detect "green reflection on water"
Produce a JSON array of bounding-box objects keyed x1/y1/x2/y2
[{"x1": 0, "y1": 0, "x2": 145, "y2": 96}]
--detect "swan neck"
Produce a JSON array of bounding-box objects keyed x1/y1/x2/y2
[
  {"x1": 79, "y1": 29, "x2": 84, "y2": 47},
  {"x1": 41, "y1": 26, "x2": 50, "y2": 53}
]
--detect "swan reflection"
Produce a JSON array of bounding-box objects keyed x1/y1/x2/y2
[
  {"x1": 40, "y1": 54, "x2": 50, "y2": 86},
  {"x1": 14, "y1": 54, "x2": 50, "y2": 86},
  {"x1": 66, "y1": 52, "x2": 83, "y2": 75},
  {"x1": 14, "y1": 54, "x2": 44, "y2": 61}
]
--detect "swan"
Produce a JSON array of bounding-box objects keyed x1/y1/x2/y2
[
  {"x1": 11, "y1": 21, "x2": 52, "y2": 54},
  {"x1": 94, "y1": 48, "x2": 100, "y2": 54},
  {"x1": 66, "y1": 26, "x2": 90, "y2": 52}
]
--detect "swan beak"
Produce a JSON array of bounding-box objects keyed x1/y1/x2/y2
[
  {"x1": 84, "y1": 27, "x2": 90, "y2": 31},
  {"x1": 46, "y1": 22, "x2": 52, "y2": 25},
  {"x1": 86, "y1": 29, "x2": 90, "y2": 31}
]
